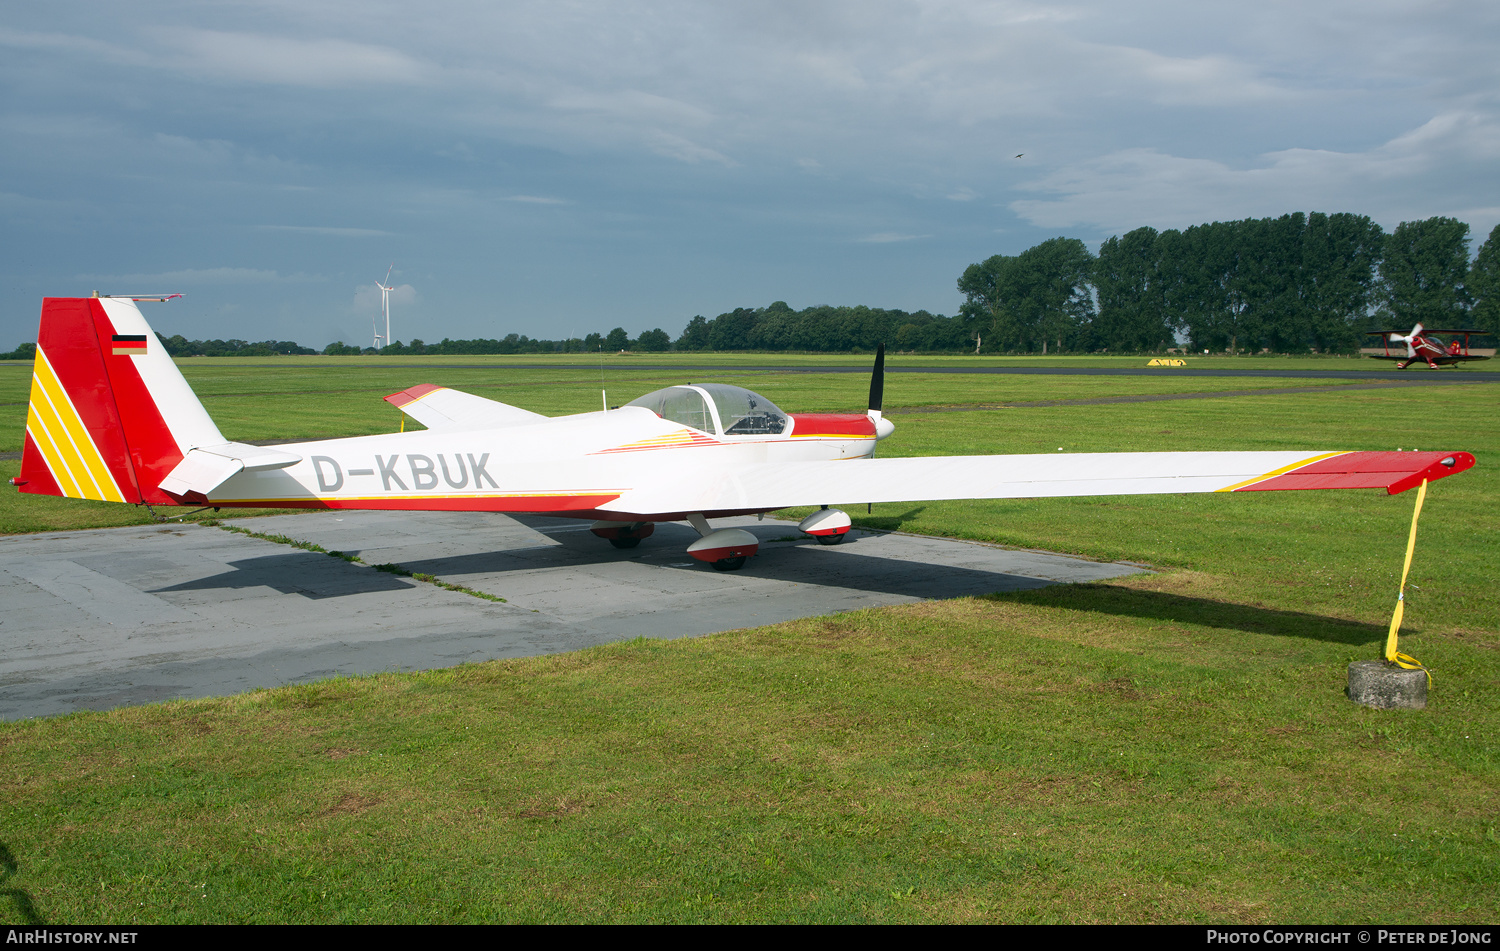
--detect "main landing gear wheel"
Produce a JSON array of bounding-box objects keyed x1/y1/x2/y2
[
  {"x1": 591, "y1": 520, "x2": 655, "y2": 549},
  {"x1": 711, "y1": 556, "x2": 748, "y2": 571},
  {"x1": 815, "y1": 533, "x2": 844, "y2": 546}
]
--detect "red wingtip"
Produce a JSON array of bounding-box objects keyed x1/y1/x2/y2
[
  {"x1": 1385, "y1": 451, "x2": 1475, "y2": 494},
  {"x1": 384, "y1": 383, "x2": 444, "y2": 408},
  {"x1": 1237, "y1": 450, "x2": 1476, "y2": 494}
]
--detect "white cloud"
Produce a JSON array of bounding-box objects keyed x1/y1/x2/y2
[
  {"x1": 858, "y1": 232, "x2": 930, "y2": 243},
  {"x1": 257, "y1": 225, "x2": 396, "y2": 237},
  {"x1": 1010, "y1": 111, "x2": 1500, "y2": 235},
  {"x1": 644, "y1": 131, "x2": 733, "y2": 165},
  {"x1": 163, "y1": 29, "x2": 427, "y2": 88},
  {"x1": 0, "y1": 27, "x2": 154, "y2": 67}
]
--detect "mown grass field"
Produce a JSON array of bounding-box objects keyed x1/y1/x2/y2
[{"x1": 0, "y1": 355, "x2": 1495, "y2": 924}]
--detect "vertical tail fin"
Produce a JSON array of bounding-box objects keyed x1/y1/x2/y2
[{"x1": 16, "y1": 297, "x2": 224, "y2": 504}]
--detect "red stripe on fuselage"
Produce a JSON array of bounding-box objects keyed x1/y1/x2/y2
[
  {"x1": 790, "y1": 413, "x2": 875, "y2": 438},
  {"x1": 207, "y1": 493, "x2": 626, "y2": 514}
]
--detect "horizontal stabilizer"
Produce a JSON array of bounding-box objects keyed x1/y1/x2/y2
[
  {"x1": 384, "y1": 384, "x2": 546, "y2": 431},
  {"x1": 597, "y1": 450, "x2": 1475, "y2": 517},
  {"x1": 158, "y1": 442, "x2": 301, "y2": 498}
]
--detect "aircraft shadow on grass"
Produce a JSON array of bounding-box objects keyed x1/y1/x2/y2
[
  {"x1": 828, "y1": 506, "x2": 927, "y2": 532},
  {"x1": 988, "y1": 584, "x2": 1390, "y2": 647}
]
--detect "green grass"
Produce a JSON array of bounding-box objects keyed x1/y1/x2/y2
[
  {"x1": 0, "y1": 595, "x2": 1495, "y2": 923},
  {"x1": 0, "y1": 358, "x2": 1496, "y2": 923}
]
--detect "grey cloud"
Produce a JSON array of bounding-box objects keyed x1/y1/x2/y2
[
  {"x1": 5, "y1": 0, "x2": 1499, "y2": 346},
  {"x1": 77, "y1": 268, "x2": 321, "y2": 285},
  {"x1": 1010, "y1": 111, "x2": 1500, "y2": 236}
]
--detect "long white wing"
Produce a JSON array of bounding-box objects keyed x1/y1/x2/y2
[
  {"x1": 596, "y1": 450, "x2": 1471, "y2": 517},
  {"x1": 384, "y1": 384, "x2": 546, "y2": 431}
]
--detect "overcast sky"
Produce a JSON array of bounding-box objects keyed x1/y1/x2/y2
[{"x1": 4, "y1": 1, "x2": 1497, "y2": 348}]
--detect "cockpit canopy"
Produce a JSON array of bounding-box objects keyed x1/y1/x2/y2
[{"x1": 625, "y1": 384, "x2": 788, "y2": 436}]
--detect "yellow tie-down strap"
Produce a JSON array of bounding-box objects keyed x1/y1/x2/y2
[{"x1": 1384, "y1": 479, "x2": 1431, "y2": 686}]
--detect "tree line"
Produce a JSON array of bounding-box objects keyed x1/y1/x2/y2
[
  {"x1": 155, "y1": 336, "x2": 320, "y2": 357},
  {"x1": 2, "y1": 214, "x2": 1495, "y2": 360},
  {"x1": 958, "y1": 214, "x2": 1498, "y2": 355},
  {"x1": 660, "y1": 214, "x2": 1497, "y2": 355}
]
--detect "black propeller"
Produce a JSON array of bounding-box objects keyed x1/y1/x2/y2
[{"x1": 868, "y1": 343, "x2": 885, "y2": 415}]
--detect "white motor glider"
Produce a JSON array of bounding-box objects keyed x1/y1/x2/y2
[{"x1": 14, "y1": 297, "x2": 1475, "y2": 570}]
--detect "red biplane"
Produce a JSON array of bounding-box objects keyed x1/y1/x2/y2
[{"x1": 1364, "y1": 324, "x2": 1493, "y2": 369}]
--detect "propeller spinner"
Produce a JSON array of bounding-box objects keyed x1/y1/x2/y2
[{"x1": 1389, "y1": 323, "x2": 1425, "y2": 358}]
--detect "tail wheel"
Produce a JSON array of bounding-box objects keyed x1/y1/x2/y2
[{"x1": 711, "y1": 556, "x2": 748, "y2": 571}]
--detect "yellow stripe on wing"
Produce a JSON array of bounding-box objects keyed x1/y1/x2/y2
[{"x1": 1214, "y1": 451, "x2": 1348, "y2": 493}]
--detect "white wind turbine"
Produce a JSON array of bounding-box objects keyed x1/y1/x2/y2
[{"x1": 374, "y1": 264, "x2": 394, "y2": 350}]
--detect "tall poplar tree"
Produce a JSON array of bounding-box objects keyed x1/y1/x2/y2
[
  {"x1": 1093, "y1": 227, "x2": 1171, "y2": 351},
  {"x1": 1468, "y1": 223, "x2": 1500, "y2": 341},
  {"x1": 1379, "y1": 217, "x2": 1472, "y2": 329},
  {"x1": 1300, "y1": 212, "x2": 1384, "y2": 352},
  {"x1": 957, "y1": 238, "x2": 1094, "y2": 352},
  {"x1": 957, "y1": 253, "x2": 1020, "y2": 351}
]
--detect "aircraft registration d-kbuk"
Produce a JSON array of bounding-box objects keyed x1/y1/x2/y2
[
  {"x1": 14, "y1": 297, "x2": 1477, "y2": 570},
  {"x1": 1364, "y1": 323, "x2": 1493, "y2": 369}
]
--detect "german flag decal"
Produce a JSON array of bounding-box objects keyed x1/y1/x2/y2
[{"x1": 112, "y1": 334, "x2": 148, "y2": 356}]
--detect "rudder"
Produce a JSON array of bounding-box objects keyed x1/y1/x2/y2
[{"x1": 16, "y1": 297, "x2": 224, "y2": 505}]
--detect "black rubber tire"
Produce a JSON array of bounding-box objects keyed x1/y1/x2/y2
[
  {"x1": 711, "y1": 556, "x2": 748, "y2": 571},
  {"x1": 608, "y1": 536, "x2": 642, "y2": 549},
  {"x1": 815, "y1": 533, "x2": 845, "y2": 546}
]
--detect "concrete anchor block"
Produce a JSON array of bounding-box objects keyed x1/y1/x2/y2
[{"x1": 1347, "y1": 660, "x2": 1427, "y2": 710}]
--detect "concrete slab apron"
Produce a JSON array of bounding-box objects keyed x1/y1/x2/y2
[{"x1": 0, "y1": 512, "x2": 1144, "y2": 720}]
